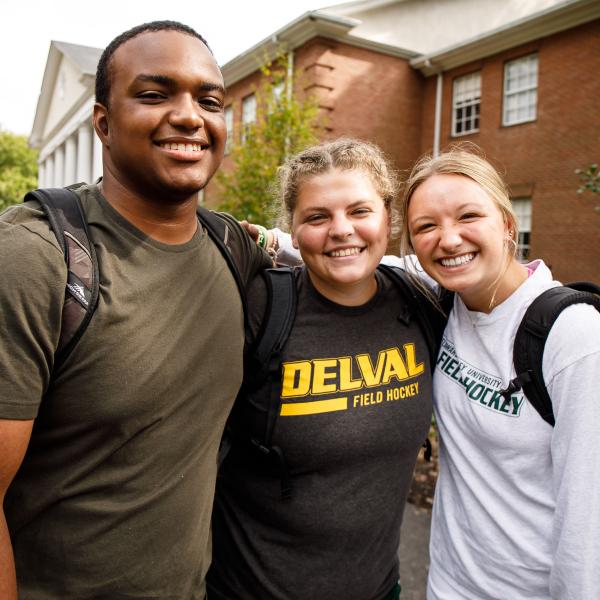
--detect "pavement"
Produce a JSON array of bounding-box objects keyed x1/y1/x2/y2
[{"x1": 398, "y1": 503, "x2": 432, "y2": 600}]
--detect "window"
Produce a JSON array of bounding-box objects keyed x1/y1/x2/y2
[
  {"x1": 512, "y1": 198, "x2": 532, "y2": 261},
  {"x1": 224, "y1": 106, "x2": 233, "y2": 154},
  {"x1": 503, "y1": 54, "x2": 538, "y2": 126},
  {"x1": 452, "y1": 72, "x2": 480, "y2": 136},
  {"x1": 241, "y1": 94, "x2": 257, "y2": 144}
]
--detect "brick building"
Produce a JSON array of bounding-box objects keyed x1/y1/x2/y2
[
  {"x1": 31, "y1": 0, "x2": 599, "y2": 280},
  {"x1": 214, "y1": 0, "x2": 600, "y2": 281}
]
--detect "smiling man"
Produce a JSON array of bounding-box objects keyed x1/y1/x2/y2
[{"x1": 0, "y1": 22, "x2": 271, "y2": 600}]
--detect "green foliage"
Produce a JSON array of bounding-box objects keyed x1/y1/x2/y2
[
  {"x1": 575, "y1": 163, "x2": 600, "y2": 213},
  {"x1": 216, "y1": 55, "x2": 322, "y2": 225},
  {"x1": 0, "y1": 129, "x2": 38, "y2": 211}
]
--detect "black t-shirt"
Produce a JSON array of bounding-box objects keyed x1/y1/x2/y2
[{"x1": 208, "y1": 267, "x2": 433, "y2": 600}]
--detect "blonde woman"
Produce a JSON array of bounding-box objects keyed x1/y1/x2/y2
[{"x1": 400, "y1": 147, "x2": 600, "y2": 599}]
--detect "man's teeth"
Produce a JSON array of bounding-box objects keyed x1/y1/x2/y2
[
  {"x1": 440, "y1": 253, "x2": 474, "y2": 267},
  {"x1": 329, "y1": 247, "x2": 361, "y2": 257},
  {"x1": 160, "y1": 143, "x2": 202, "y2": 152}
]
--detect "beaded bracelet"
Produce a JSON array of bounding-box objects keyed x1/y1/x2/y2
[{"x1": 255, "y1": 225, "x2": 268, "y2": 249}]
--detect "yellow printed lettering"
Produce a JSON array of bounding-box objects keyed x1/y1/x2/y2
[
  {"x1": 356, "y1": 351, "x2": 386, "y2": 386},
  {"x1": 404, "y1": 343, "x2": 425, "y2": 377},
  {"x1": 281, "y1": 361, "x2": 312, "y2": 398},
  {"x1": 381, "y1": 348, "x2": 409, "y2": 384},
  {"x1": 338, "y1": 357, "x2": 363, "y2": 392},
  {"x1": 312, "y1": 359, "x2": 338, "y2": 394}
]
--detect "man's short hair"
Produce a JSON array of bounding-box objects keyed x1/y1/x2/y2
[{"x1": 95, "y1": 20, "x2": 212, "y2": 107}]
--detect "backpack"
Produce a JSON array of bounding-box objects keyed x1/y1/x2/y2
[
  {"x1": 499, "y1": 282, "x2": 600, "y2": 426},
  {"x1": 25, "y1": 186, "x2": 248, "y2": 367},
  {"x1": 227, "y1": 263, "x2": 447, "y2": 499}
]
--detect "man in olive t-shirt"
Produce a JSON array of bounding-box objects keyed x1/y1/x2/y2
[{"x1": 0, "y1": 21, "x2": 270, "y2": 600}]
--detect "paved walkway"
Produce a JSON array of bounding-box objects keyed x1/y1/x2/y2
[{"x1": 398, "y1": 503, "x2": 431, "y2": 599}]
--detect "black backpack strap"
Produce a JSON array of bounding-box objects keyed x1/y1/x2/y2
[
  {"x1": 503, "y1": 283, "x2": 600, "y2": 426},
  {"x1": 228, "y1": 267, "x2": 297, "y2": 500},
  {"x1": 196, "y1": 206, "x2": 248, "y2": 324},
  {"x1": 250, "y1": 268, "x2": 298, "y2": 445},
  {"x1": 25, "y1": 187, "x2": 100, "y2": 366},
  {"x1": 377, "y1": 264, "x2": 446, "y2": 374}
]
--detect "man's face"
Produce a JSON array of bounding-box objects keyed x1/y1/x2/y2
[{"x1": 96, "y1": 30, "x2": 226, "y2": 202}]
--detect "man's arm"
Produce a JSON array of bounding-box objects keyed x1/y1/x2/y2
[{"x1": 0, "y1": 419, "x2": 33, "y2": 600}]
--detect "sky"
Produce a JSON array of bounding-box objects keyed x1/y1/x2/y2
[{"x1": 0, "y1": 0, "x2": 333, "y2": 136}]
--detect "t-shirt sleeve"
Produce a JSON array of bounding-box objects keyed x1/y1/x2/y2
[{"x1": 0, "y1": 207, "x2": 66, "y2": 419}]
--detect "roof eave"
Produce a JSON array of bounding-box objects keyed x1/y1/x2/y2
[
  {"x1": 221, "y1": 10, "x2": 416, "y2": 88},
  {"x1": 29, "y1": 41, "x2": 62, "y2": 148},
  {"x1": 222, "y1": 11, "x2": 357, "y2": 86},
  {"x1": 410, "y1": 0, "x2": 600, "y2": 76}
]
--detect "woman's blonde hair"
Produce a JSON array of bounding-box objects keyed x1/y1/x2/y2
[
  {"x1": 274, "y1": 137, "x2": 400, "y2": 234},
  {"x1": 400, "y1": 143, "x2": 518, "y2": 256}
]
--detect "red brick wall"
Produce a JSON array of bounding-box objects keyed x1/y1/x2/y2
[
  {"x1": 204, "y1": 38, "x2": 424, "y2": 219},
  {"x1": 420, "y1": 19, "x2": 600, "y2": 282}
]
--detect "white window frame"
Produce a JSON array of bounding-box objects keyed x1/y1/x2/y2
[
  {"x1": 241, "y1": 94, "x2": 257, "y2": 144},
  {"x1": 452, "y1": 72, "x2": 481, "y2": 136},
  {"x1": 511, "y1": 198, "x2": 532, "y2": 261},
  {"x1": 224, "y1": 105, "x2": 233, "y2": 154},
  {"x1": 503, "y1": 54, "x2": 538, "y2": 126}
]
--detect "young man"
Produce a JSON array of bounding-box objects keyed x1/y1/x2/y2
[{"x1": 0, "y1": 22, "x2": 271, "y2": 599}]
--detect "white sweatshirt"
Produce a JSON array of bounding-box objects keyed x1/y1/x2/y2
[{"x1": 428, "y1": 260, "x2": 600, "y2": 599}]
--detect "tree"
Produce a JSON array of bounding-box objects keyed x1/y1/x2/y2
[
  {"x1": 575, "y1": 163, "x2": 600, "y2": 213},
  {"x1": 0, "y1": 129, "x2": 38, "y2": 211},
  {"x1": 216, "y1": 55, "x2": 322, "y2": 225}
]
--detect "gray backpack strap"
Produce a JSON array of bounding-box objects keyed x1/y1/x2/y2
[{"x1": 25, "y1": 188, "x2": 100, "y2": 365}]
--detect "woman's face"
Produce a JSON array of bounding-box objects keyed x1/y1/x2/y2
[
  {"x1": 407, "y1": 173, "x2": 513, "y2": 311},
  {"x1": 291, "y1": 168, "x2": 391, "y2": 306}
]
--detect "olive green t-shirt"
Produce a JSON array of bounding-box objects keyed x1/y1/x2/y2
[{"x1": 0, "y1": 184, "x2": 271, "y2": 599}]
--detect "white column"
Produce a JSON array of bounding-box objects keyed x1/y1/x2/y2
[
  {"x1": 76, "y1": 124, "x2": 93, "y2": 183},
  {"x1": 45, "y1": 155, "x2": 54, "y2": 188},
  {"x1": 38, "y1": 162, "x2": 46, "y2": 188},
  {"x1": 92, "y1": 131, "x2": 103, "y2": 181},
  {"x1": 53, "y1": 145, "x2": 65, "y2": 187},
  {"x1": 64, "y1": 135, "x2": 77, "y2": 185}
]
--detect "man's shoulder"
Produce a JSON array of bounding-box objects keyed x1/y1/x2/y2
[{"x1": 0, "y1": 200, "x2": 62, "y2": 257}]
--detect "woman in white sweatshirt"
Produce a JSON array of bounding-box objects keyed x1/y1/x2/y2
[{"x1": 400, "y1": 147, "x2": 600, "y2": 600}]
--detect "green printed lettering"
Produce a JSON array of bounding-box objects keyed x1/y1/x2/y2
[
  {"x1": 511, "y1": 396, "x2": 524, "y2": 416},
  {"x1": 499, "y1": 395, "x2": 512, "y2": 414},
  {"x1": 487, "y1": 390, "x2": 502, "y2": 411},
  {"x1": 463, "y1": 377, "x2": 477, "y2": 395},
  {"x1": 437, "y1": 350, "x2": 451, "y2": 368},
  {"x1": 444, "y1": 358, "x2": 459, "y2": 377},
  {"x1": 469, "y1": 383, "x2": 485, "y2": 402},
  {"x1": 479, "y1": 387, "x2": 493, "y2": 405}
]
